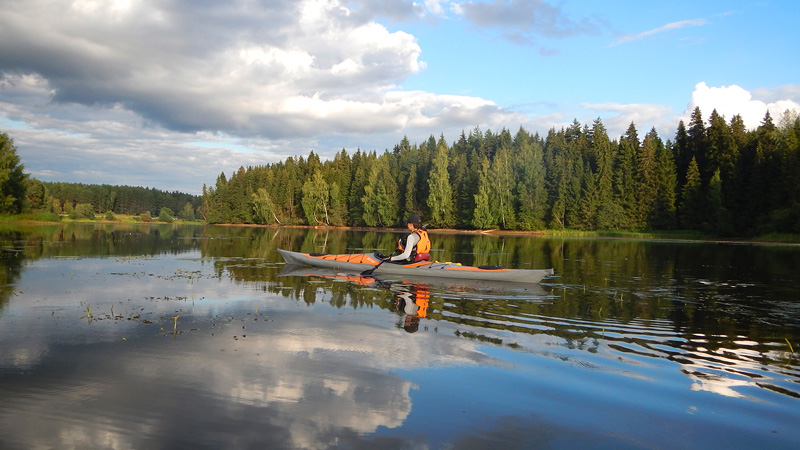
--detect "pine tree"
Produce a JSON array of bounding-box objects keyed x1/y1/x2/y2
[
  {"x1": 449, "y1": 141, "x2": 472, "y2": 228},
  {"x1": 402, "y1": 164, "x2": 419, "y2": 219},
  {"x1": 427, "y1": 135, "x2": 455, "y2": 227},
  {"x1": 614, "y1": 123, "x2": 639, "y2": 228},
  {"x1": 515, "y1": 130, "x2": 548, "y2": 230},
  {"x1": 362, "y1": 156, "x2": 398, "y2": 227},
  {"x1": 652, "y1": 137, "x2": 677, "y2": 229},
  {"x1": 706, "y1": 168, "x2": 731, "y2": 234},
  {"x1": 472, "y1": 157, "x2": 494, "y2": 229},
  {"x1": 635, "y1": 128, "x2": 659, "y2": 229},
  {"x1": 328, "y1": 182, "x2": 346, "y2": 226},
  {"x1": 0, "y1": 131, "x2": 29, "y2": 214},
  {"x1": 544, "y1": 129, "x2": 569, "y2": 228},
  {"x1": 687, "y1": 107, "x2": 709, "y2": 183},
  {"x1": 348, "y1": 151, "x2": 371, "y2": 226},
  {"x1": 679, "y1": 157, "x2": 703, "y2": 229},
  {"x1": 673, "y1": 120, "x2": 691, "y2": 193}
]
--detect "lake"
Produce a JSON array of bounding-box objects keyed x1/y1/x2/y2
[{"x1": 0, "y1": 223, "x2": 798, "y2": 449}]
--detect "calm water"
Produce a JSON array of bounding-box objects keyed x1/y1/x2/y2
[{"x1": 0, "y1": 224, "x2": 799, "y2": 449}]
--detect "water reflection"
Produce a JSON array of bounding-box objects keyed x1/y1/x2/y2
[{"x1": 1, "y1": 224, "x2": 799, "y2": 448}]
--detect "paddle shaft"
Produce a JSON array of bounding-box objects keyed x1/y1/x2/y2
[{"x1": 361, "y1": 249, "x2": 399, "y2": 275}]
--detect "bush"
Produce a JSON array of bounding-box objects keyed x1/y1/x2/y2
[
  {"x1": 158, "y1": 207, "x2": 174, "y2": 223},
  {"x1": 178, "y1": 202, "x2": 195, "y2": 221},
  {"x1": 70, "y1": 203, "x2": 96, "y2": 220},
  {"x1": 140, "y1": 211, "x2": 152, "y2": 222},
  {"x1": 105, "y1": 211, "x2": 116, "y2": 221}
]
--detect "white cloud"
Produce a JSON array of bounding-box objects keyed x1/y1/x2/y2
[
  {"x1": 0, "y1": 0, "x2": 430, "y2": 136},
  {"x1": 454, "y1": 0, "x2": 599, "y2": 37},
  {"x1": 425, "y1": 0, "x2": 446, "y2": 16},
  {"x1": 580, "y1": 102, "x2": 677, "y2": 138},
  {"x1": 0, "y1": 0, "x2": 527, "y2": 192},
  {"x1": 611, "y1": 18, "x2": 707, "y2": 46},
  {"x1": 685, "y1": 82, "x2": 800, "y2": 130}
]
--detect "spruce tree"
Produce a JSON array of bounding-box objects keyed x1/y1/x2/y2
[
  {"x1": 679, "y1": 157, "x2": 703, "y2": 229},
  {"x1": 427, "y1": 136, "x2": 455, "y2": 227},
  {"x1": 652, "y1": 138, "x2": 677, "y2": 229},
  {"x1": 0, "y1": 131, "x2": 29, "y2": 214},
  {"x1": 472, "y1": 158, "x2": 494, "y2": 229},
  {"x1": 635, "y1": 128, "x2": 659, "y2": 229},
  {"x1": 687, "y1": 107, "x2": 708, "y2": 183},
  {"x1": 515, "y1": 131, "x2": 548, "y2": 230},
  {"x1": 673, "y1": 120, "x2": 691, "y2": 192},
  {"x1": 614, "y1": 123, "x2": 639, "y2": 228}
]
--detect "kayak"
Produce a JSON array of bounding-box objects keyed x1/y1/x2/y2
[
  {"x1": 277, "y1": 249, "x2": 554, "y2": 283},
  {"x1": 279, "y1": 265, "x2": 550, "y2": 294}
]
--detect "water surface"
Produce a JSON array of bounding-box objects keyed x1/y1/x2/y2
[{"x1": 0, "y1": 224, "x2": 798, "y2": 449}]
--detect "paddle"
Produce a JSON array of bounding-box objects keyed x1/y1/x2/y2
[{"x1": 361, "y1": 249, "x2": 398, "y2": 276}]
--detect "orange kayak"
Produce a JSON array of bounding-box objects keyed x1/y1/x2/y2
[{"x1": 277, "y1": 249, "x2": 554, "y2": 283}]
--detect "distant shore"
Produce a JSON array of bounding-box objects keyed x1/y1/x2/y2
[{"x1": 4, "y1": 212, "x2": 799, "y2": 245}]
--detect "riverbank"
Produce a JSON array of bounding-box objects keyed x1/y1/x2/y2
[{"x1": 2, "y1": 212, "x2": 798, "y2": 244}]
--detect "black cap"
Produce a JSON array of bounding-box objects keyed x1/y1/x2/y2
[{"x1": 406, "y1": 214, "x2": 421, "y2": 225}]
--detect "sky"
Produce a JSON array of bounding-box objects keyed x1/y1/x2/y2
[{"x1": 1, "y1": 0, "x2": 798, "y2": 195}]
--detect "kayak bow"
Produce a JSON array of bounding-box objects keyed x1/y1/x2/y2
[{"x1": 277, "y1": 249, "x2": 554, "y2": 283}]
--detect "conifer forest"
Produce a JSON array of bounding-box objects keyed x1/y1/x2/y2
[{"x1": 200, "y1": 108, "x2": 800, "y2": 237}]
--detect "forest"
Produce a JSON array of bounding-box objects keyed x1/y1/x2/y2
[
  {"x1": 200, "y1": 107, "x2": 800, "y2": 237},
  {"x1": 29, "y1": 181, "x2": 201, "y2": 220}
]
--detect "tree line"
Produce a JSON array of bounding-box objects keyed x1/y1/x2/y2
[
  {"x1": 2, "y1": 132, "x2": 202, "y2": 220},
  {"x1": 34, "y1": 181, "x2": 201, "y2": 220},
  {"x1": 2, "y1": 106, "x2": 799, "y2": 236},
  {"x1": 202, "y1": 107, "x2": 800, "y2": 237}
]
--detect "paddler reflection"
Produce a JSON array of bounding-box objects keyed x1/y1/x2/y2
[
  {"x1": 279, "y1": 266, "x2": 434, "y2": 332},
  {"x1": 393, "y1": 283, "x2": 430, "y2": 333}
]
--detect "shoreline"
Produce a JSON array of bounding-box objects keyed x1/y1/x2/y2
[{"x1": 5, "y1": 218, "x2": 799, "y2": 245}]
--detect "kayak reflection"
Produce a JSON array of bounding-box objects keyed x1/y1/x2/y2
[{"x1": 279, "y1": 264, "x2": 549, "y2": 333}]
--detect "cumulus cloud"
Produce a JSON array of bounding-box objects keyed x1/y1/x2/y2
[
  {"x1": 0, "y1": 0, "x2": 527, "y2": 192},
  {"x1": 685, "y1": 82, "x2": 800, "y2": 130},
  {"x1": 0, "y1": 0, "x2": 433, "y2": 136}
]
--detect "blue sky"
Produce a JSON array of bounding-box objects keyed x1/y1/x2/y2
[{"x1": 1, "y1": 0, "x2": 798, "y2": 194}]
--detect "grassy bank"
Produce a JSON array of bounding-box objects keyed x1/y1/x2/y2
[
  {"x1": 1, "y1": 213, "x2": 797, "y2": 243},
  {"x1": 0, "y1": 212, "x2": 204, "y2": 225}
]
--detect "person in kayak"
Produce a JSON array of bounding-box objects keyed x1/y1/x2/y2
[{"x1": 384, "y1": 214, "x2": 431, "y2": 264}]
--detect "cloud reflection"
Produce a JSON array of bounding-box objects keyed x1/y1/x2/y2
[{"x1": 0, "y1": 290, "x2": 496, "y2": 449}]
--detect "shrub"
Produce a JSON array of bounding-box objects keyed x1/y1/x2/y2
[
  {"x1": 158, "y1": 207, "x2": 174, "y2": 223},
  {"x1": 70, "y1": 203, "x2": 96, "y2": 220}
]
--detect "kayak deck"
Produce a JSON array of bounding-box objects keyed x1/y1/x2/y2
[{"x1": 277, "y1": 249, "x2": 554, "y2": 283}]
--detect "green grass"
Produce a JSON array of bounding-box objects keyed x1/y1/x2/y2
[
  {"x1": 538, "y1": 228, "x2": 712, "y2": 240},
  {"x1": 753, "y1": 233, "x2": 800, "y2": 243},
  {"x1": 0, "y1": 212, "x2": 62, "y2": 223}
]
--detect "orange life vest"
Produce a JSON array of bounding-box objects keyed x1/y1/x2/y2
[
  {"x1": 399, "y1": 229, "x2": 431, "y2": 262},
  {"x1": 413, "y1": 287, "x2": 429, "y2": 318}
]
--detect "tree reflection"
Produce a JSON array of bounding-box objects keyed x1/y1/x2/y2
[{"x1": 1, "y1": 224, "x2": 798, "y2": 399}]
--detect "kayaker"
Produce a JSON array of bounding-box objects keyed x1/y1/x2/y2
[{"x1": 385, "y1": 214, "x2": 430, "y2": 264}]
